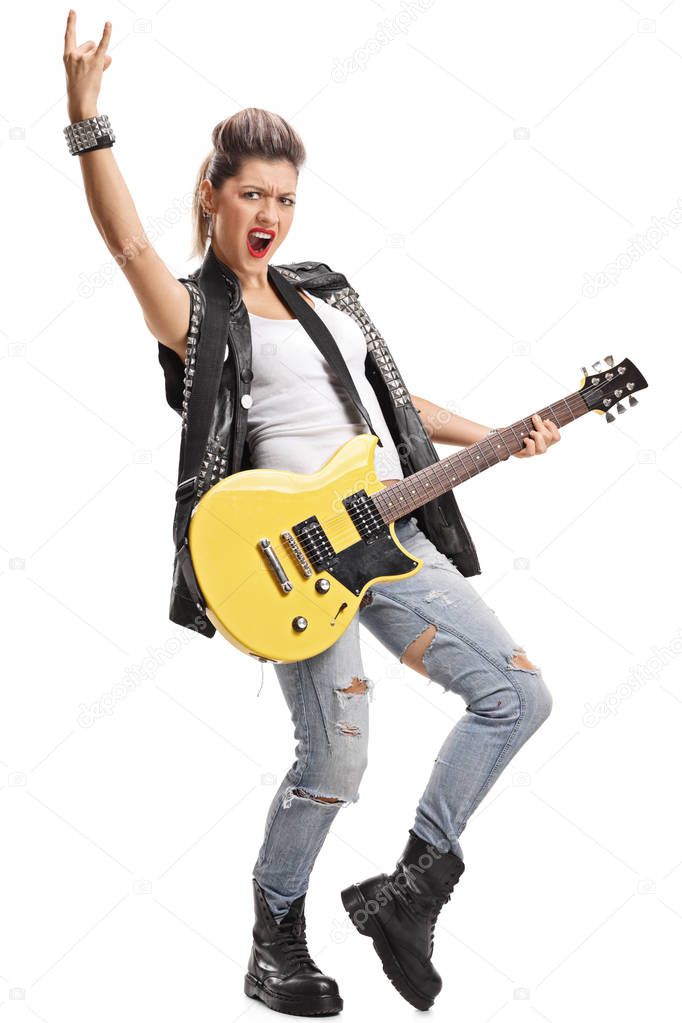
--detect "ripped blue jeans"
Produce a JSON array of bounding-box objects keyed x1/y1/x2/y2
[{"x1": 252, "y1": 514, "x2": 553, "y2": 920}]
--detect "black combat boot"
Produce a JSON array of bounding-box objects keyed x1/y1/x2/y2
[
  {"x1": 244, "y1": 878, "x2": 343, "y2": 1016},
  {"x1": 340, "y1": 829, "x2": 464, "y2": 1010}
]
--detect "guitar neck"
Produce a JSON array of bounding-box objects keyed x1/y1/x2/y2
[{"x1": 373, "y1": 389, "x2": 590, "y2": 524}]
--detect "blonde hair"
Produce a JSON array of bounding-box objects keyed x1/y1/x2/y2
[{"x1": 191, "y1": 107, "x2": 307, "y2": 261}]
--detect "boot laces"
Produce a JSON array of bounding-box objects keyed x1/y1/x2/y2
[
  {"x1": 276, "y1": 913, "x2": 317, "y2": 970},
  {"x1": 393, "y1": 866, "x2": 459, "y2": 952}
]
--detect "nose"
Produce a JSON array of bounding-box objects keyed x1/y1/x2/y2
[{"x1": 256, "y1": 197, "x2": 279, "y2": 226}]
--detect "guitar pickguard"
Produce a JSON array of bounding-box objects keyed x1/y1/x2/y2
[
  {"x1": 322, "y1": 531, "x2": 419, "y2": 596},
  {"x1": 292, "y1": 493, "x2": 418, "y2": 596}
]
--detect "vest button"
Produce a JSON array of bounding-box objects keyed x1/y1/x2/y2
[
  {"x1": 241, "y1": 393, "x2": 253, "y2": 408},
  {"x1": 240, "y1": 368, "x2": 254, "y2": 382}
]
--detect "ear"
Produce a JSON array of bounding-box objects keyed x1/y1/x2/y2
[{"x1": 198, "y1": 179, "x2": 213, "y2": 212}]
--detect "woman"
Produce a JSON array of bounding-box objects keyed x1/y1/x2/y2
[{"x1": 64, "y1": 11, "x2": 560, "y2": 1018}]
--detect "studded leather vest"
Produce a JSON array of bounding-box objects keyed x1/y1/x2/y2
[{"x1": 157, "y1": 247, "x2": 481, "y2": 638}]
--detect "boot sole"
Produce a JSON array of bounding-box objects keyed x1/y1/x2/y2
[
  {"x1": 340, "y1": 883, "x2": 434, "y2": 1011},
  {"x1": 244, "y1": 971, "x2": 343, "y2": 1016}
]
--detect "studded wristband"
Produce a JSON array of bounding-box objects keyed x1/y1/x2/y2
[{"x1": 64, "y1": 114, "x2": 115, "y2": 156}]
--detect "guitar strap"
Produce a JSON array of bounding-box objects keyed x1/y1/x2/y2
[{"x1": 267, "y1": 264, "x2": 383, "y2": 449}]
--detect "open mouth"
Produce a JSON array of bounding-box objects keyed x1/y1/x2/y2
[{"x1": 246, "y1": 228, "x2": 276, "y2": 258}]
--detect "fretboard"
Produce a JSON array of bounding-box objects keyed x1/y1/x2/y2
[{"x1": 373, "y1": 390, "x2": 589, "y2": 523}]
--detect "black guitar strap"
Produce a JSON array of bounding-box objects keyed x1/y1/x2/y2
[{"x1": 267, "y1": 264, "x2": 383, "y2": 449}]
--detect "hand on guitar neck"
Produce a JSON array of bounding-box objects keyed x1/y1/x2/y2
[{"x1": 509, "y1": 412, "x2": 561, "y2": 458}]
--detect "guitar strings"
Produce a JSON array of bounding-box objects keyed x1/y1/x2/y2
[
  {"x1": 259, "y1": 374, "x2": 632, "y2": 558},
  {"x1": 292, "y1": 379, "x2": 611, "y2": 541}
]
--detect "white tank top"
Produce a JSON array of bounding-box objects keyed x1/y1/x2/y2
[{"x1": 245, "y1": 289, "x2": 405, "y2": 481}]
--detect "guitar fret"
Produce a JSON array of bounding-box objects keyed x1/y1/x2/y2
[{"x1": 561, "y1": 397, "x2": 576, "y2": 421}]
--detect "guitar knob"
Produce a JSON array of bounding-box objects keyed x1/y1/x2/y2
[
  {"x1": 315, "y1": 578, "x2": 331, "y2": 594},
  {"x1": 616, "y1": 402, "x2": 626, "y2": 414},
  {"x1": 629, "y1": 395, "x2": 639, "y2": 407},
  {"x1": 604, "y1": 354, "x2": 615, "y2": 366},
  {"x1": 292, "y1": 616, "x2": 308, "y2": 632},
  {"x1": 606, "y1": 411, "x2": 616, "y2": 423}
]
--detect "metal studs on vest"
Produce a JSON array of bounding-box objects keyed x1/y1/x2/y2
[
  {"x1": 180, "y1": 279, "x2": 204, "y2": 434},
  {"x1": 240, "y1": 368, "x2": 254, "y2": 382},
  {"x1": 328, "y1": 285, "x2": 411, "y2": 409},
  {"x1": 241, "y1": 393, "x2": 253, "y2": 408}
]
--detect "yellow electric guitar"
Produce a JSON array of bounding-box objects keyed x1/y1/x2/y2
[{"x1": 188, "y1": 356, "x2": 647, "y2": 663}]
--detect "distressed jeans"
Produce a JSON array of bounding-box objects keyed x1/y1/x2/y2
[{"x1": 252, "y1": 514, "x2": 553, "y2": 920}]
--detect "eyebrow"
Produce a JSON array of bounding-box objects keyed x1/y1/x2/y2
[{"x1": 241, "y1": 184, "x2": 296, "y2": 196}]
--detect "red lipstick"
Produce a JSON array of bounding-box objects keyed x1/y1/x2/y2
[{"x1": 246, "y1": 227, "x2": 276, "y2": 258}]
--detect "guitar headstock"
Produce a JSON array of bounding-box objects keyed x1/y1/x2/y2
[{"x1": 578, "y1": 356, "x2": 648, "y2": 422}]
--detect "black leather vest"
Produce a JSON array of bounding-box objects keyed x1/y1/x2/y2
[{"x1": 157, "y1": 247, "x2": 481, "y2": 638}]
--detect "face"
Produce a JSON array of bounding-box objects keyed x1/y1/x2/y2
[{"x1": 201, "y1": 157, "x2": 298, "y2": 276}]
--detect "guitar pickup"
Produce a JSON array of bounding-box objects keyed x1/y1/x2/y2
[{"x1": 281, "y1": 531, "x2": 313, "y2": 578}]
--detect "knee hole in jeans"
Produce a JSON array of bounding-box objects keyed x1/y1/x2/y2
[
  {"x1": 282, "y1": 785, "x2": 351, "y2": 808},
  {"x1": 400, "y1": 623, "x2": 437, "y2": 679},
  {"x1": 292, "y1": 788, "x2": 342, "y2": 804},
  {"x1": 508, "y1": 648, "x2": 539, "y2": 673}
]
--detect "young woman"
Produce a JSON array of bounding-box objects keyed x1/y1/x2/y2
[{"x1": 64, "y1": 11, "x2": 560, "y2": 1018}]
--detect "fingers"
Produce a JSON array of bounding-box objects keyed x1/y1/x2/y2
[
  {"x1": 526, "y1": 414, "x2": 541, "y2": 453},
  {"x1": 527, "y1": 413, "x2": 561, "y2": 455},
  {"x1": 545, "y1": 419, "x2": 561, "y2": 442},
  {"x1": 64, "y1": 11, "x2": 111, "y2": 59},
  {"x1": 516, "y1": 415, "x2": 561, "y2": 458},
  {"x1": 95, "y1": 20, "x2": 112, "y2": 57},
  {"x1": 64, "y1": 9, "x2": 76, "y2": 53}
]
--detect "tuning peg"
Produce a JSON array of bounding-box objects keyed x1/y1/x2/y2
[
  {"x1": 604, "y1": 354, "x2": 614, "y2": 367},
  {"x1": 592, "y1": 361, "x2": 603, "y2": 372},
  {"x1": 580, "y1": 366, "x2": 589, "y2": 377},
  {"x1": 616, "y1": 402, "x2": 626, "y2": 414},
  {"x1": 628, "y1": 395, "x2": 639, "y2": 407},
  {"x1": 605, "y1": 411, "x2": 616, "y2": 423}
]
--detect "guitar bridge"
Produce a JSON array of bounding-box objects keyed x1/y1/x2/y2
[
  {"x1": 281, "y1": 530, "x2": 313, "y2": 578},
  {"x1": 258, "y1": 538, "x2": 293, "y2": 594}
]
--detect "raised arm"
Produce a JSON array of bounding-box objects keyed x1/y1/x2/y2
[{"x1": 63, "y1": 10, "x2": 191, "y2": 363}]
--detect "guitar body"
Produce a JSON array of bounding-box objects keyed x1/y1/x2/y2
[{"x1": 188, "y1": 434, "x2": 423, "y2": 663}]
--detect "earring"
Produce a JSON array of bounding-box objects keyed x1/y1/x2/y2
[{"x1": 202, "y1": 208, "x2": 213, "y2": 239}]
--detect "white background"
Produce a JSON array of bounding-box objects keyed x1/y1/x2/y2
[{"x1": 1, "y1": 1, "x2": 680, "y2": 1020}]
